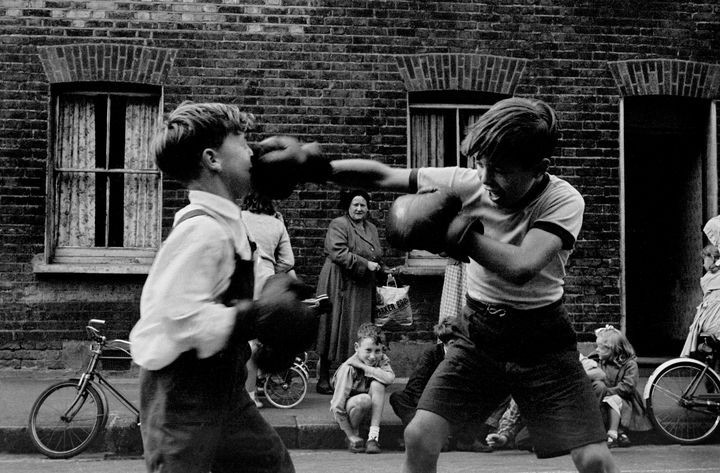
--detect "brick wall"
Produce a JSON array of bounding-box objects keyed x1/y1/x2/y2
[{"x1": 1, "y1": 0, "x2": 719, "y2": 372}]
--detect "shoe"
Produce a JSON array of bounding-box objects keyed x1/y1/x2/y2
[
  {"x1": 347, "y1": 438, "x2": 365, "y2": 453},
  {"x1": 616, "y1": 433, "x2": 631, "y2": 448},
  {"x1": 607, "y1": 435, "x2": 618, "y2": 448},
  {"x1": 365, "y1": 439, "x2": 381, "y2": 454},
  {"x1": 455, "y1": 438, "x2": 493, "y2": 453},
  {"x1": 249, "y1": 391, "x2": 263, "y2": 409},
  {"x1": 316, "y1": 381, "x2": 334, "y2": 395}
]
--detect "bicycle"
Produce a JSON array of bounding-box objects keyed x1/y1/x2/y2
[
  {"x1": 28, "y1": 319, "x2": 139, "y2": 459},
  {"x1": 644, "y1": 332, "x2": 720, "y2": 444},
  {"x1": 256, "y1": 351, "x2": 311, "y2": 409},
  {"x1": 255, "y1": 294, "x2": 329, "y2": 409}
]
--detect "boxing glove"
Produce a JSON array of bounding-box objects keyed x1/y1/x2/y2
[
  {"x1": 241, "y1": 274, "x2": 319, "y2": 371},
  {"x1": 385, "y1": 189, "x2": 463, "y2": 254},
  {"x1": 251, "y1": 136, "x2": 329, "y2": 199}
]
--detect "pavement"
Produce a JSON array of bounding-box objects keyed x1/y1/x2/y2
[{"x1": 0, "y1": 370, "x2": 673, "y2": 457}]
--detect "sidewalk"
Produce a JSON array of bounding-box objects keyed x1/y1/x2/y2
[
  {"x1": 0, "y1": 372, "x2": 407, "y2": 456},
  {"x1": 0, "y1": 371, "x2": 669, "y2": 457}
]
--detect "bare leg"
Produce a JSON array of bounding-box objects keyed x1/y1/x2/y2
[
  {"x1": 607, "y1": 409, "x2": 621, "y2": 434},
  {"x1": 571, "y1": 441, "x2": 620, "y2": 473},
  {"x1": 368, "y1": 380, "x2": 386, "y2": 428},
  {"x1": 402, "y1": 410, "x2": 450, "y2": 473},
  {"x1": 345, "y1": 393, "x2": 372, "y2": 444},
  {"x1": 245, "y1": 341, "x2": 262, "y2": 408}
]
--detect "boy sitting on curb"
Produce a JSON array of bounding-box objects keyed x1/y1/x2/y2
[{"x1": 330, "y1": 323, "x2": 395, "y2": 454}]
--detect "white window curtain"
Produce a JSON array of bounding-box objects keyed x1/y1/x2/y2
[
  {"x1": 56, "y1": 95, "x2": 96, "y2": 248},
  {"x1": 123, "y1": 98, "x2": 160, "y2": 248}
]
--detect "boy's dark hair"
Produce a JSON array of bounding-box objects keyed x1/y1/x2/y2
[
  {"x1": 433, "y1": 318, "x2": 457, "y2": 344},
  {"x1": 357, "y1": 322, "x2": 385, "y2": 346},
  {"x1": 243, "y1": 191, "x2": 276, "y2": 216},
  {"x1": 460, "y1": 97, "x2": 558, "y2": 169},
  {"x1": 153, "y1": 101, "x2": 255, "y2": 183}
]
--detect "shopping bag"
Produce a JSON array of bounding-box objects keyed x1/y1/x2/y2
[{"x1": 374, "y1": 274, "x2": 413, "y2": 327}]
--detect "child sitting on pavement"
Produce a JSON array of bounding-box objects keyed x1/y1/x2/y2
[
  {"x1": 592, "y1": 325, "x2": 651, "y2": 448},
  {"x1": 330, "y1": 323, "x2": 395, "y2": 454}
]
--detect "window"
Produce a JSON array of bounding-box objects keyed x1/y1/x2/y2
[
  {"x1": 404, "y1": 91, "x2": 499, "y2": 273},
  {"x1": 39, "y1": 84, "x2": 162, "y2": 273}
]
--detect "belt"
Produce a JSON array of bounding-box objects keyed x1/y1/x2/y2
[{"x1": 465, "y1": 296, "x2": 563, "y2": 319}]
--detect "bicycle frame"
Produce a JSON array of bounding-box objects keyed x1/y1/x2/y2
[{"x1": 67, "y1": 326, "x2": 139, "y2": 424}]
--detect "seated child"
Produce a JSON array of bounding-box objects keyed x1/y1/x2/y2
[
  {"x1": 330, "y1": 323, "x2": 395, "y2": 454},
  {"x1": 593, "y1": 325, "x2": 651, "y2": 448}
]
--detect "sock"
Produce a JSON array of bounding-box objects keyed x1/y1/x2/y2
[
  {"x1": 368, "y1": 426, "x2": 380, "y2": 442},
  {"x1": 607, "y1": 429, "x2": 618, "y2": 440}
]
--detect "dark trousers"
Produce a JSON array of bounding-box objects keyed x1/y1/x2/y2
[
  {"x1": 140, "y1": 349, "x2": 294, "y2": 473},
  {"x1": 389, "y1": 390, "x2": 417, "y2": 427}
]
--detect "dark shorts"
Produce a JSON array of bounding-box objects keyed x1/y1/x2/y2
[{"x1": 417, "y1": 297, "x2": 606, "y2": 458}]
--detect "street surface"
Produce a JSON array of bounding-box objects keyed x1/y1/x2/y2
[{"x1": 2, "y1": 445, "x2": 720, "y2": 473}]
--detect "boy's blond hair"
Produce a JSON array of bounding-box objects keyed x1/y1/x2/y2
[
  {"x1": 460, "y1": 97, "x2": 558, "y2": 169},
  {"x1": 153, "y1": 101, "x2": 255, "y2": 183}
]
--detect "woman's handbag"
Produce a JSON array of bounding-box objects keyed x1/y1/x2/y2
[{"x1": 374, "y1": 274, "x2": 413, "y2": 327}]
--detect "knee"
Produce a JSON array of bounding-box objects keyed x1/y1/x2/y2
[
  {"x1": 571, "y1": 442, "x2": 617, "y2": 473},
  {"x1": 369, "y1": 380, "x2": 387, "y2": 397},
  {"x1": 404, "y1": 421, "x2": 441, "y2": 457},
  {"x1": 354, "y1": 393, "x2": 372, "y2": 410}
]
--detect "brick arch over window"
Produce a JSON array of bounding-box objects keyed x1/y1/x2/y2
[
  {"x1": 37, "y1": 44, "x2": 177, "y2": 84},
  {"x1": 608, "y1": 59, "x2": 720, "y2": 99},
  {"x1": 395, "y1": 54, "x2": 527, "y2": 94}
]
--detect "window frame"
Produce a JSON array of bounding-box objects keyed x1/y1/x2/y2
[
  {"x1": 402, "y1": 99, "x2": 492, "y2": 274},
  {"x1": 36, "y1": 84, "x2": 163, "y2": 274}
]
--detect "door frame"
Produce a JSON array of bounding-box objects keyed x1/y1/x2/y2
[{"x1": 619, "y1": 99, "x2": 718, "y2": 334}]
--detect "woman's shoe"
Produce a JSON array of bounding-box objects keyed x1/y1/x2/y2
[{"x1": 316, "y1": 380, "x2": 334, "y2": 395}]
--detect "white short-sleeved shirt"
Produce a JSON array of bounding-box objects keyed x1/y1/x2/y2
[{"x1": 415, "y1": 167, "x2": 585, "y2": 310}]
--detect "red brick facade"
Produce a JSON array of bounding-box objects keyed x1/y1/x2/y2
[{"x1": 0, "y1": 1, "x2": 719, "y2": 372}]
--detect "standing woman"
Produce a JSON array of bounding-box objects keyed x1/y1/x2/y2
[
  {"x1": 315, "y1": 189, "x2": 383, "y2": 394},
  {"x1": 242, "y1": 191, "x2": 296, "y2": 407}
]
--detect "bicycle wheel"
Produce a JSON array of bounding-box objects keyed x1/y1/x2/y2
[
  {"x1": 28, "y1": 380, "x2": 108, "y2": 458},
  {"x1": 263, "y1": 366, "x2": 308, "y2": 409},
  {"x1": 646, "y1": 360, "x2": 720, "y2": 444}
]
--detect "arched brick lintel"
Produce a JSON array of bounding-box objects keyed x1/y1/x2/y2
[
  {"x1": 395, "y1": 54, "x2": 527, "y2": 95},
  {"x1": 37, "y1": 43, "x2": 177, "y2": 85},
  {"x1": 608, "y1": 59, "x2": 720, "y2": 99}
]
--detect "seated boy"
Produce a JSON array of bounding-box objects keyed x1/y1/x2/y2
[{"x1": 330, "y1": 323, "x2": 395, "y2": 454}]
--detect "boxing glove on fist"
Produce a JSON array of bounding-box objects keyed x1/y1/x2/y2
[
  {"x1": 386, "y1": 189, "x2": 463, "y2": 254},
  {"x1": 251, "y1": 136, "x2": 329, "y2": 199},
  {"x1": 249, "y1": 274, "x2": 319, "y2": 371},
  {"x1": 386, "y1": 190, "x2": 483, "y2": 262}
]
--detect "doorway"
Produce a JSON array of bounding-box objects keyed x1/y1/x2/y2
[{"x1": 623, "y1": 96, "x2": 715, "y2": 357}]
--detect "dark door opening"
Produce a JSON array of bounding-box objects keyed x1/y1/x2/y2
[{"x1": 624, "y1": 96, "x2": 709, "y2": 357}]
